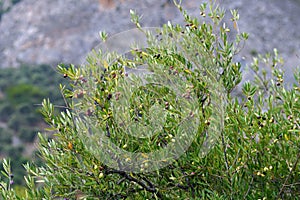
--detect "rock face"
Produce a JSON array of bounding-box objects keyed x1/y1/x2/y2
[
  {"x1": 0, "y1": 0, "x2": 184, "y2": 68},
  {"x1": 0, "y1": 0, "x2": 300, "y2": 74}
]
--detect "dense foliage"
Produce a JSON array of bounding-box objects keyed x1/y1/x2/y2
[{"x1": 0, "y1": 1, "x2": 299, "y2": 199}]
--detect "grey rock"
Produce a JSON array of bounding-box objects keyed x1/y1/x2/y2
[
  {"x1": 0, "y1": 0, "x2": 182, "y2": 68},
  {"x1": 0, "y1": 0, "x2": 299, "y2": 83}
]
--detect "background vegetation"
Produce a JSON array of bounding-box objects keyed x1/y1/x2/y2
[{"x1": 0, "y1": 64, "x2": 67, "y2": 186}]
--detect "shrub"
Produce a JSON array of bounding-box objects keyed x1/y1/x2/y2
[
  {"x1": 0, "y1": 1, "x2": 299, "y2": 199},
  {"x1": 0, "y1": 102, "x2": 14, "y2": 122},
  {"x1": 18, "y1": 127, "x2": 36, "y2": 143},
  {"x1": 0, "y1": 64, "x2": 68, "y2": 189},
  {"x1": 0, "y1": 128, "x2": 13, "y2": 152},
  {"x1": 6, "y1": 84, "x2": 46, "y2": 106}
]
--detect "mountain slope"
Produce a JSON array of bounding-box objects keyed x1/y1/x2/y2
[{"x1": 0, "y1": 0, "x2": 299, "y2": 74}]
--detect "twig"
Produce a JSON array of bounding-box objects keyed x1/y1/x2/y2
[
  {"x1": 282, "y1": 182, "x2": 300, "y2": 187},
  {"x1": 221, "y1": 131, "x2": 230, "y2": 173},
  {"x1": 0, "y1": 183, "x2": 5, "y2": 190},
  {"x1": 33, "y1": 103, "x2": 71, "y2": 109},
  {"x1": 243, "y1": 174, "x2": 254, "y2": 199},
  {"x1": 106, "y1": 169, "x2": 161, "y2": 197},
  {"x1": 277, "y1": 150, "x2": 300, "y2": 199},
  {"x1": 117, "y1": 177, "x2": 126, "y2": 185},
  {"x1": 221, "y1": 130, "x2": 233, "y2": 199},
  {"x1": 249, "y1": 66, "x2": 270, "y2": 93},
  {"x1": 180, "y1": 167, "x2": 195, "y2": 197}
]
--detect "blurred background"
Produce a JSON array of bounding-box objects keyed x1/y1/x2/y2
[{"x1": 0, "y1": 0, "x2": 299, "y2": 187}]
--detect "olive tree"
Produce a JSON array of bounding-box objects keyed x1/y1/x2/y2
[{"x1": 1, "y1": 1, "x2": 299, "y2": 199}]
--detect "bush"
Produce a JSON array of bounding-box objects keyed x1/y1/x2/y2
[
  {"x1": 18, "y1": 127, "x2": 36, "y2": 143},
  {"x1": 6, "y1": 84, "x2": 46, "y2": 106},
  {"x1": 0, "y1": 1, "x2": 299, "y2": 199},
  {"x1": 0, "y1": 128, "x2": 13, "y2": 152},
  {"x1": 0, "y1": 64, "x2": 68, "y2": 189},
  {"x1": 0, "y1": 102, "x2": 14, "y2": 122}
]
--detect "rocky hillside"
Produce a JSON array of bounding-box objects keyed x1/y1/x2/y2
[{"x1": 0, "y1": 0, "x2": 299, "y2": 78}]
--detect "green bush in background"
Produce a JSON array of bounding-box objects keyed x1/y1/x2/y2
[
  {"x1": 0, "y1": 64, "x2": 67, "y2": 186},
  {"x1": 0, "y1": 1, "x2": 299, "y2": 199}
]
